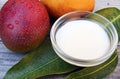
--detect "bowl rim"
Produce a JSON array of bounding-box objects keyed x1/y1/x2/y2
[{"x1": 50, "y1": 10, "x2": 118, "y2": 67}]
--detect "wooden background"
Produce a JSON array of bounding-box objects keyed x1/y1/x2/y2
[{"x1": 0, "y1": 0, "x2": 120, "y2": 79}]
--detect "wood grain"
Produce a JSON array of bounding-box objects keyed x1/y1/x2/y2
[
  {"x1": 0, "y1": 0, "x2": 120, "y2": 79},
  {"x1": 94, "y1": 0, "x2": 120, "y2": 11}
]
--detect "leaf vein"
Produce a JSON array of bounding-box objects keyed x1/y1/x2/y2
[
  {"x1": 22, "y1": 56, "x2": 59, "y2": 78},
  {"x1": 73, "y1": 53, "x2": 118, "y2": 79},
  {"x1": 111, "y1": 14, "x2": 120, "y2": 23}
]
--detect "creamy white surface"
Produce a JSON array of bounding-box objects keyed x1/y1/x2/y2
[{"x1": 56, "y1": 20, "x2": 110, "y2": 60}]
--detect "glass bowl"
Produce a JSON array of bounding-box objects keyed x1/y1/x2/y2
[{"x1": 50, "y1": 11, "x2": 118, "y2": 67}]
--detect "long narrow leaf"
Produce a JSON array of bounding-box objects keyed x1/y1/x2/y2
[
  {"x1": 66, "y1": 50, "x2": 118, "y2": 79},
  {"x1": 4, "y1": 40, "x2": 78, "y2": 79}
]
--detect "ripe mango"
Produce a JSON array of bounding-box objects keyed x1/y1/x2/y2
[
  {"x1": 0, "y1": 0, "x2": 50, "y2": 53},
  {"x1": 41, "y1": 0, "x2": 95, "y2": 18}
]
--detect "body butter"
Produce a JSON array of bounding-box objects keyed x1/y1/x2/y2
[
  {"x1": 56, "y1": 20, "x2": 110, "y2": 60},
  {"x1": 50, "y1": 11, "x2": 118, "y2": 67}
]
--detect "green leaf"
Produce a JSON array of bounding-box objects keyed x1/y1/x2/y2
[
  {"x1": 95, "y1": 7, "x2": 120, "y2": 41},
  {"x1": 66, "y1": 50, "x2": 118, "y2": 79},
  {"x1": 4, "y1": 39, "x2": 78, "y2": 79}
]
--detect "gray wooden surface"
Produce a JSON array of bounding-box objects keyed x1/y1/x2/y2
[{"x1": 0, "y1": 0, "x2": 120, "y2": 79}]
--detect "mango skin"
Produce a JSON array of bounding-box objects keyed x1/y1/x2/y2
[
  {"x1": 41, "y1": 0, "x2": 95, "y2": 18},
  {"x1": 0, "y1": 0, "x2": 50, "y2": 53}
]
